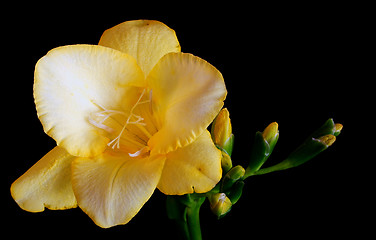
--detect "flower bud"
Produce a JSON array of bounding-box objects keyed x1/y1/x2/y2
[
  {"x1": 317, "y1": 134, "x2": 336, "y2": 147},
  {"x1": 262, "y1": 122, "x2": 279, "y2": 152},
  {"x1": 222, "y1": 165, "x2": 245, "y2": 191},
  {"x1": 244, "y1": 122, "x2": 279, "y2": 178},
  {"x1": 309, "y1": 118, "x2": 343, "y2": 139},
  {"x1": 334, "y1": 123, "x2": 343, "y2": 137},
  {"x1": 262, "y1": 122, "x2": 278, "y2": 143},
  {"x1": 221, "y1": 151, "x2": 233, "y2": 173},
  {"x1": 249, "y1": 119, "x2": 342, "y2": 176},
  {"x1": 208, "y1": 193, "x2": 232, "y2": 219},
  {"x1": 211, "y1": 108, "x2": 234, "y2": 156}
]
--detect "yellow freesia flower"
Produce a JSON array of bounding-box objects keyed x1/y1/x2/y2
[{"x1": 11, "y1": 20, "x2": 227, "y2": 228}]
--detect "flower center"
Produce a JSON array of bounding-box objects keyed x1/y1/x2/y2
[{"x1": 89, "y1": 88, "x2": 156, "y2": 157}]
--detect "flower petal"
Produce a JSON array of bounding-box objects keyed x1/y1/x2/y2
[
  {"x1": 157, "y1": 130, "x2": 222, "y2": 195},
  {"x1": 71, "y1": 151, "x2": 165, "y2": 228},
  {"x1": 147, "y1": 52, "x2": 227, "y2": 154},
  {"x1": 34, "y1": 45, "x2": 145, "y2": 157},
  {"x1": 11, "y1": 147, "x2": 77, "y2": 212},
  {"x1": 99, "y1": 20, "x2": 181, "y2": 76}
]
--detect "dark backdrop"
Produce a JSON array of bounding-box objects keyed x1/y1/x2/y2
[{"x1": 4, "y1": 3, "x2": 360, "y2": 239}]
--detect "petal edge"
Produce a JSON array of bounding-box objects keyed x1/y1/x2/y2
[
  {"x1": 99, "y1": 20, "x2": 181, "y2": 76},
  {"x1": 11, "y1": 147, "x2": 77, "y2": 212}
]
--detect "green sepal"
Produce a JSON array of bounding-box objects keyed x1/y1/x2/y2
[
  {"x1": 223, "y1": 134, "x2": 234, "y2": 156},
  {"x1": 227, "y1": 180, "x2": 245, "y2": 205},
  {"x1": 307, "y1": 118, "x2": 335, "y2": 140},
  {"x1": 268, "y1": 131, "x2": 279, "y2": 155},
  {"x1": 244, "y1": 131, "x2": 269, "y2": 176}
]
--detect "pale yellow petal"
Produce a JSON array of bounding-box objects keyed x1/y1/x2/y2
[
  {"x1": 157, "y1": 130, "x2": 222, "y2": 195},
  {"x1": 34, "y1": 44, "x2": 145, "y2": 157},
  {"x1": 147, "y1": 52, "x2": 227, "y2": 154},
  {"x1": 71, "y1": 151, "x2": 165, "y2": 228},
  {"x1": 99, "y1": 20, "x2": 181, "y2": 76},
  {"x1": 11, "y1": 147, "x2": 77, "y2": 212}
]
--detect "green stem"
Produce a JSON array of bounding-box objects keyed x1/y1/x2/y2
[
  {"x1": 252, "y1": 160, "x2": 291, "y2": 175},
  {"x1": 185, "y1": 196, "x2": 205, "y2": 240},
  {"x1": 167, "y1": 195, "x2": 205, "y2": 240},
  {"x1": 186, "y1": 206, "x2": 202, "y2": 240}
]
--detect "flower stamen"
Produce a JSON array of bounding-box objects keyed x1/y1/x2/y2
[
  {"x1": 89, "y1": 88, "x2": 152, "y2": 151},
  {"x1": 107, "y1": 88, "x2": 150, "y2": 149}
]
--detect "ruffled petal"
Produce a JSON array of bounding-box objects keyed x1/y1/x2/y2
[
  {"x1": 147, "y1": 52, "x2": 227, "y2": 154},
  {"x1": 99, "y1": 20, "x2": 181, "y2": 76},
  {"x1": 11, "y1": 147, "x2": 77, "y2": 212},
  {"x1": 34, "y1": 45, "x2": 145, "y2": 157},
  {"x1": 71, "y1": 151, "x2": 165, "y2": 228},
  {"x1": 157, "y1": 130, "x2": 222, "y2": 195}
]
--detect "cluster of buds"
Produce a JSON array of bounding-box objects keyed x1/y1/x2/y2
[
  {"x1": 210, "y1": 108, "x2": 244, "y2": 218},
  {"x1": 166, "y1": 106, "x2": 342, "y2": 240},
  {"x1": 252, "y1": 118, "x2": 342, "y2": 175},
  {"x1": 209, "y1": 108, "x2": 343, "y2": 218},
  {"x1": 166, "y1": 107, "x2": 342, "y2": 240}
]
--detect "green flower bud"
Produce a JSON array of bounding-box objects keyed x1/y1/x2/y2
[
  {"x1": 221, "y1": 151, "x2": 233, "y2": 173},
  {"x1": 308, "y1": 118, "x2": 343, "y2": 139},
  {"x1": 244, "y1": 122, "x2": 279, "y2": 178},
  {"x1": 247, "y1": 118, "x2": 342, "y2": 176},
  {"x1": 208, "y1": 193, "x2": 232, "y2": 219},
  {"x1": 222, "y1": 165, "x2": 245, "y2": 191}
]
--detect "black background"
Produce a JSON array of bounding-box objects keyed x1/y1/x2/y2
[{"x1": 3, "y1": 2, "x2": 363, "y2": 239}]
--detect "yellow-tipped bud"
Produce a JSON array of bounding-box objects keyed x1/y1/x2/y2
[
  {"x1": 221, "y1": 151, "x2": 233, "y2": 173},
  {"x1": 318, "y1": 134, "x2": 336, "y2": 147},
  {"x1": 334, "y1": 123, "x2": 343, "y2": 136},
  {"x1": 261, "y1": 122, "x2": 279, "y2": 154},
  {"x1": 208, "y1": 193, "x2": 232, "y2": 218},
  {"x1": 262, "y1": 122, "x2": 279, "y2": 144},
  {"x1": 211, "y1": 108, "x2": 234, "y2": 155},
  {"x1": 222, "y1": 165, "x2": 245, "y2": 191}
]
